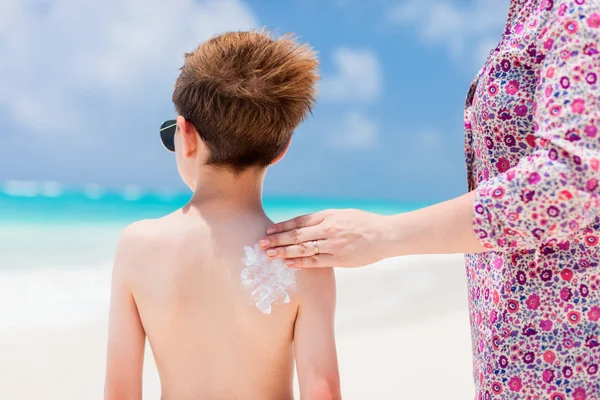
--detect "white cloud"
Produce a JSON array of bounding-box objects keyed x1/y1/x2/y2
[
  {"x1": 0, "y1": 0, "x2": 258, "y2": 135},
  {"x1": 320, "y1": 48, "x2": 382, "y2": 102},
  {"x1": 388, "y1": 0, "x2": 508, "y2": 65},
  {"x1": 329, "y1": 112, "x2": 378, "y2": 149}
]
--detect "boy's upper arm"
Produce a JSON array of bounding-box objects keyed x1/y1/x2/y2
[
  {"x1": 104, "y1": 222, "x2": 148, "y2": 400},
  {"x1": 293, "y1": 268, "x2": 341, "y2": 400}
]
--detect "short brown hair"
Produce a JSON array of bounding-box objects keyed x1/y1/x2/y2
[{"x1": 173, "y1": 29, "x2": 318, "y2": 171}]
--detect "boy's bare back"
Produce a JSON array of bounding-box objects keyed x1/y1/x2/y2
[
  {"x1": 105, "y1": 204, "x2": 339, "y2": 400},
  {"x1": 105, "y1": 29, "x2": 340, "y2": 400}
]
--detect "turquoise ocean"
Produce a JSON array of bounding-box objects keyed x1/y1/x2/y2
[{"x1": 0, "y1": 181, "x2": 427, "y2": 328}]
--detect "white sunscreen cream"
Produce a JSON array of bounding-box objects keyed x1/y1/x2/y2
[{"x1": 241, "y1": 244, "x2": 299, "y2": 314}]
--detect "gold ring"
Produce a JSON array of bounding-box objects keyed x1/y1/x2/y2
[{"x1": 313, "y1": 240, "x2": 319, "y2": 255}]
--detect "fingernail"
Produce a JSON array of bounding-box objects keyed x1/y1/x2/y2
[
  {"x1": 266, "y1": 249, "x2": 277, "y2": 257},
  {"x1": 285, "y1": 259, "x2": 295, "y2": 267},
  {"x1": 259, "y1": 238, "x2": 270, "y2": 247},
  {"x1": 266, "y1": 227, "x2": 276, "y2": 235}
]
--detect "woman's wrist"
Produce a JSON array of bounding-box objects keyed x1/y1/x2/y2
[
  {"x1": 378, "y1": 213, "x2": 417, "y2": 259},
  {"x1": 381, "y1": 192, "x2": 487, "y2": 258}
]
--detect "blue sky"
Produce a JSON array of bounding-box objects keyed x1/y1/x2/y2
[{"x1": 0, "y1": 0, "x2": 510, "y2": 202}]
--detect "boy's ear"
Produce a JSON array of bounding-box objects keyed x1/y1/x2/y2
[
  {"x1": 271, "y1": 137, "x2": 292, "y2": 166},
  {"x1": 176, "y1": 116, "x2": 199, "y2": 158}
]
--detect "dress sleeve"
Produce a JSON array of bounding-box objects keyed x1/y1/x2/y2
[{"x1": 473, "y1": 3, "x2": 600, "y2": 251}]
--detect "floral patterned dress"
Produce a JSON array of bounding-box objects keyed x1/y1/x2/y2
[{"x1": 466, "y1": 0, "x2": 600, "y2": 399}]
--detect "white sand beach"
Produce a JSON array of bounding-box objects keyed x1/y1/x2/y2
[{"x1": 0, "y1": 251, "x2": 474, "y2": 399}]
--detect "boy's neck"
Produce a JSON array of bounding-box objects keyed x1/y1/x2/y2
[{"x1": 187, "y1": 166, "x2": 267, "y2": 215}]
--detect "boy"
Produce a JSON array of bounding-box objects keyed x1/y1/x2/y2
[{"x1": 104, "y1": 30, "x2": 340, "y2": 400}]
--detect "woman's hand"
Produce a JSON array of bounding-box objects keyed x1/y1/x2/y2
[
  {"x1": 259, "y1": 209, "x2": 393, "y2": 268},
  {"x1": 260, "y1": 192, "x2": 488, "y2": 268}
]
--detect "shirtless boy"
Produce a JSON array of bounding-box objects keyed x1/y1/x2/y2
[{"x1": 104, "y1": 30, "x2": 340, "y2": 400}]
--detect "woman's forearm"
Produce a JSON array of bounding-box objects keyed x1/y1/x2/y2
[{"x1": 382, "y1": 191, "x2": 488, "y2": 258}]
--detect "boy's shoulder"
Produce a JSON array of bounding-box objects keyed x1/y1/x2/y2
[
  {"x1": 119, "y1": 217, "x2": 170, "y2": 248},
  {"x1": 115, "y1": 212, "x2": 197, "y2": 266},
  {"x1": 120, "y1": 211, "x2": 197, "y2": 245}
]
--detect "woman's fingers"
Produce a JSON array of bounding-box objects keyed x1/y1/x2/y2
[
  {"x1": 283, "y1": 254, "x2": 335, "y2": 269},
  {"x1": 265, "y1": 212, "x2": 325, "y2": 235},
  {"x1": 266, "y1": 240, "x2": 329, "y2": 259},
  {"x1": 260, "y1": 225, "x2": 322, "y2": 249}
]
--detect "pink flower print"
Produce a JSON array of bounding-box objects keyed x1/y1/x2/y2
[
  {"x1": 543, "y1": 350, "x2": 556, "y2": 364},
  {"x1": 540, "y1": 319, "x2": 553, "y2": 331},
  {"x1": 492, "y1": 256, "x2": 503, "y2": 269},
  {"x1": 589, "y1": 306, "x2": 600, "y2": 321},
  {"x1": 584, "y1": 43, "x2": 599, "y2": 56},
  {"x1": 520, "y1": 188, "x2": 535, "y2": 203},
  {"x1": 492, "y1": 335, "x2": 501, "y2": 350},
  {"x1": 550, "y1": 393, "x2": 566, "y2": 400},
  {"x1": 559, "y1": 3, "x2": 567, "y2": 16},
  {"x1": 526, "y1": 293, "x2": 540, "y2": 310},
  {"x1": 561, "y1": 269, "x2": 573, "y2": 282},
  {"x1": 588, "y1": 13, "x2": 600, "y2": 28},
  {"x1": 586, "y1": 335, "x2": 599, "y2": 349},
  {"x1": 484, "y1": 136, "x2": 494, "y2": 149},
  {"x1": 498, "y1": 355, "x2": 508, "y2": 369},
  {"x1": 587, "y1": 363, "x2": 598, "y2": 375},
  {"x1": 507, "y1": 299, "x2": 519, "y2": 313},
  {"x1": 547, "y1": 205, "x2": 560, "y2": 217},
  {"x1": 515, "y1": 23, "x2": 524, "y2": 33},
  {"x1": 515, "y1": 104, "x2": 528, "y2": 116},
  {"x1": 491, "y1": 187, "x2": 505, "y2": 199},
  {"x1": 525, "y1": 134, "x2": 537, "y2": 147},
  {"x1": 565, "y1": 129, "x2": 581, "y2": 142},
  {"x1": 585, "y1": 235, "x2": 599, "y2": 246},
  {"x1": 567, "y1": 311, "x2": 581, "y2": 325},
  {"x1": 543, "y1": 38, "x2": 554, "y2": 50},
  {"x1": 490, "y1": 309, "x2": 498, "y2": 323},
  {"x1": 543, "y1": 368, "x2": 555, "y2": 383},
  {"x1": 541, "y1": 0, "x2": 553, "y2": 10},
  {"x1": 500, "y1": 59, "x2": 511, "y2": 72},
  {"x1": 561, "y1": 287, "x2": 573, "y2": 301},
  {"x1": 497, "y1": 157, "x2": 510, "y2": 172},
  {"x1": 586, "y1": 178, "x2": 598, "y2": 191},
  {"x1": 586, "y1": 72, "x2": 597, "y2": 85},
  {"x1": 564, "y1": 365, "x2": 574, "y2": 376},
  {"x1": 559, "y1": 190, "x2": 573, "y2": 200},
  {"x1": 571, "y1": 98, "x2": 585, "y2": 114},
  {"x1": 506, "y1": 80, "x2": 520, "y2": 95},
  {"x1": 564, "y1": 20, "x2": 578, "y2": 34},
  {"x1": 523, "y1": 351, "x2": 535, "y2": 364},
  {"x1": 560, "y1": 76, "x2": 570, "y2": 89},
  {"x1": 528, "y1": 172, "x2": 541, "y2": 184},
  {"x1": 549, "y1": 104, "x2": 562, "y2": 117},
  {"x1": 508, "y1": 376, "x2": 522, "y2": 392},
  {"x1": 504, "y1": 134, "x2": 516, "y2": 147},
  {"x1": 488, "y1": 84, "x2": 499, "y2": 96},
  {"x1": 523, "y1": 324, "x2": 538, "y2": 337},
  {"x1": 585, "y1": 124, "x2": 598, "y2": 137},
  {"x1": 572, "y1": 388, "x2": 587, "y2": 400},
  {"x1": 498, "y1": 107, "x2": 513, "y2": 121},
  {"x1": 491, "y1": 381, "x2": 503, "y2": 395},
  {"x1": 516, "y1": 270, "x2": 527, "y2": 285}
]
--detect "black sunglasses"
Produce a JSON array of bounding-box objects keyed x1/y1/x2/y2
[{"x1": 159, "y1": 119, "x2": 206, "y2": 152}]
